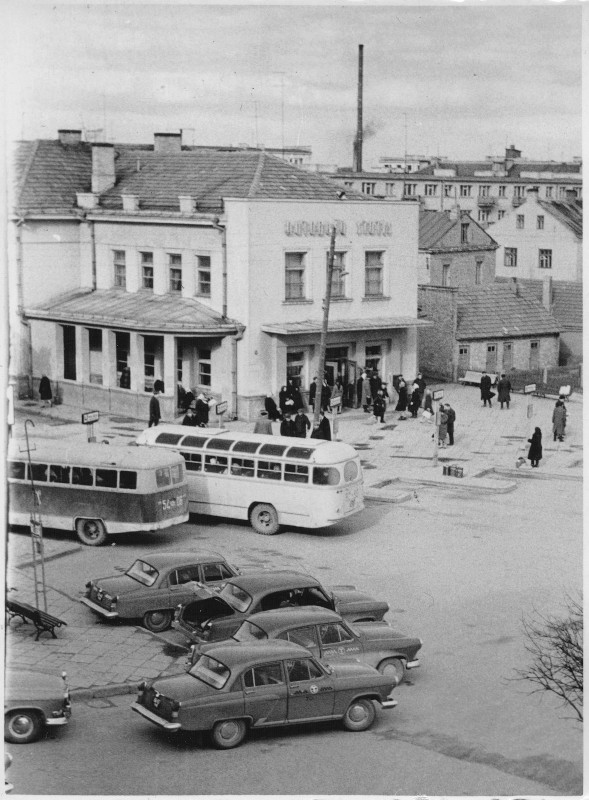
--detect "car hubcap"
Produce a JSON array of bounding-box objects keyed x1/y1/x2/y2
[
  {"x1": 219, "y1": 721, "x2": 239, "y2": 741},
  {"x1": 85, "y1": 523, "x2": 99, "y2": 540},
  {"x1": 348, "y1": 704, "x2": 367, "y2": 723},
  {"x1": 150, "y1": 612, "x2": 166, "y2": 626},
  {"x1": 12, "y1": 716, "x2": 33, "y2": 736}
]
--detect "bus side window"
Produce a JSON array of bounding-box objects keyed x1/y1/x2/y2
[
  {"x1": 231, "y1": 458, "x2": 254, "y2": 477},
  {"x1": 96, "y1": 468, "x2": 117, "y2": 488},
  {"x1": 258, "y1": 461, "x2": 281, "y2": 480},
  {"x1": 182, "y1": 452, "x2": 202, "y2": 472},
  {"x1": 119, "y1": 470, "x2": 137, "y2": 490},
  {"x1": 49, "y1": 465, "x2": 70, "y2": 484},
  {"x1": 156, "y1": 467, "x2": 171, "y2": 487},
  {"x1": 312, "y1": 467, "x2": 340, "y2": 486},
  {"x1": 28, "y1": 463, "x2": 47, "y2": 482},
  {"x1": 284, "y1": 464, "x2": 309, "y2": 483},
  {"x1": 8, "y1": 462, "x2": 26, "y2": 480},
  {"x1": 72, "y1": 466, "x2": 93, "y2": 486},
  {"x1": 205, "y1": 456, "x2": 228, "y2": 474}
]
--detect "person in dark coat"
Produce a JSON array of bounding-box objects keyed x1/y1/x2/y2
[
  {"x1": 438, "y1": 407, "x2": 448, "y2": 448},
  {"x1": 39, "y1": 374, "x2": 53, "y2": 407},
  {"x1": 372, "y1": 390, "x2": 386, "y2": 424},
  {"x1": 413, "y1": 372, "x2": 426, "y2": 405},
  {"x1": 359, "y1": 372, "x2": 371, "y2": 412},
  {"x1": 311, "y1": 412, "x2": 331, "y2": 440},
  {"x1": 497, "y1": 373, "x2": 512, "y2": 410},
  {"x1": 290, "y1": 383, "x2": 304, "y2": 412},
  {"x1": 279, "y1": 385, "x2": 292, "y2": 416},
  {"x1": 356, "y1": 373, "x2": 364, "y2": 408},
  {"x1": 395, "y1": 377, "x2": 408, "y2": 414},
  {"x1": 369, "y1": 371, "x2": 381, "y2": 405},
  {"x1": 195, "y1": 393, "x2": 210, "y2": 427},
  {"x1": 294, "y1": 407, "x2": 311, "y2": 438},
  {"x1": 552, "y1": 401, "x2": 566, "y2": 442},
  {"x1": 480, "y1": 371, "x2": 493, "y2": 407},
  {"x1": 119, "y1": 366, "x2": 131, "y2": 390},
  {"x1": 148, "y1": 387, "x2": 161, "y2": 427},
  {"x1": 445, "y1": 403, "x2": 456, "y2": 445},
  {"x1": 408, "y1": 384, "x2": 421, "y2": 418},
  {"x1": 320, "y1": 380, "x2": 331, "y2": 412},
  {"x1": 182, "y1": 408, "x2": 197, "y2": 426},
  {"x1": 527, "y1": 427, "x2": 542, "y2": 467},
  {"x1": 308, "y1": 378, "x2": 318, "y2": 411},
  {"x1": 264, "y1": 394, "x2": 282, "y2": 421},
  {"x1": 280, "y1": 412, "x2": 297, "y2": 437}
]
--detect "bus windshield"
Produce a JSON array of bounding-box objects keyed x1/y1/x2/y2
[
  {"x1": 233, "y1": 620, "x2": 268, "y2": 642},
  {"x1": 219, "y1": 583, "x2": 253, "y2": 613},
  {"x1": 126, "y1": 560, "x2": 159, "y2": 586}
]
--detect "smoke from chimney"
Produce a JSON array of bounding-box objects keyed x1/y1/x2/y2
[{"x1": 353, "y1": 44, "x2": 364, "y2": 173}]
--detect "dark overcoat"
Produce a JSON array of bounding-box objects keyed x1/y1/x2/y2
[{"x1": 527, "y1": 431, "x2": 543, "y2": 462}]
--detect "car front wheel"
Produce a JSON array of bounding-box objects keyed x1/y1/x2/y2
[
  {"x1": 342, "y1": 698, "x2": 376, "y2": 732},
  {"x1": 142, "y1": 609, "x2": 173, "y2": 633},
  {"x1": 211, "y1": 718, "x2": 247, "y2": 749},
  {"x1": 249, "y1": 503, "x2": 280, "y2": 535},
  {"x1": 378, "y1": 658, "x2": 405, "y2": 685},
  {"x1": 4, "y1": 710, "x2": 43, "y2": 744}
]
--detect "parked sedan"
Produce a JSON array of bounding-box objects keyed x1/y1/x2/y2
[
  {"x1": 81, "y1": 551, "x2": 239, "y2": 632},
  {"x1": 173, "y1": 570, "x2": 389, "y2": 644},
  {"x1": 4, "y1": 669, "x2": 71, "y2": 744},
  {"x1": 132, "y1": 639, "x2": 397, "y2": 749},
  {"x1": 189, "y1": 606, "x2": 422, "y2": 685}
]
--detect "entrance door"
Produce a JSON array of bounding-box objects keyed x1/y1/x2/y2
[
  {"x1": 503, "y1": 342, "x2": 513, "y2": 371},
  {"x1": 346, "y1": 360, "x2": 359, "y2": 407},
  {"x1": 324, "y1": 361, "x2": 338, "y2": 386},
  {"x1": 486, "y1": 343, "x2": 497, "y2": 372}
]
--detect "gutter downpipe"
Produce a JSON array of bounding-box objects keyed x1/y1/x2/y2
[
  {"x1": 90, "y1": 216, "x2": 97, "y2": 290},
  {"x1": 14, "y1": 217, "x2": 33, "y2": 394}
]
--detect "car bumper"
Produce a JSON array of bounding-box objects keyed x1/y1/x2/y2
[
  {"x1": 45, "y1": 715, "x2": 69, "y2": 727},
  {"x1": 131, "y1": 702, "x2": 181, "y2": 731},
  {"x1": 406, "y1": 659, "x2": 420, "y2": 669},
  {"x1": 80, "y1": 597, "x2": 119, "y2": 618},
  {"x1": 381, "y1": 698, "x2": 398, "y2": 709}
]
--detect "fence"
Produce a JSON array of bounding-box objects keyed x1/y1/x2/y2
[{"x1": 506, "y1": 366, "x2": 582, "y2": 395}]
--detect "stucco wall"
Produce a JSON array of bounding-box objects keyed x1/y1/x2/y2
[
  {"x1": 19, "y1": 221, "x2": 82, "y2": 306},
  {"x1": 460, "y1": 335, "x2": 560, "y2": 372},
  {"x1": 428, "y1": 249, "x2": 496, "y2": 287},
  {"x1": 417, "y1": 286, "x2": 458, "y2": 380}
]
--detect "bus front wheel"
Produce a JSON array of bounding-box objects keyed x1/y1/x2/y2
[
  {"x1": 76, "y1": 518, "x2": 108, "y2": 546},
  {"x1": 249, "y1": 503, "x2": 280, "y2": 535}
]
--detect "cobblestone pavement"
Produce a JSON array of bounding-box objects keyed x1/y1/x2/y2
[{"x1": 6, "y1": 384, "x2": 582, "y2": 697}]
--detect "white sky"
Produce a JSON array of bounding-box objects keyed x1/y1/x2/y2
[{"x1": 3, "y1": 1, "x2": 583, "y2": 167}]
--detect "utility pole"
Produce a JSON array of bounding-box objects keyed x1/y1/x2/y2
[
  {"x1": 23, "y1": 419, "x2": 47, "y2": 611},
  {"x1": 313, "y1": 226, "x2": 337, "y2": 429}
]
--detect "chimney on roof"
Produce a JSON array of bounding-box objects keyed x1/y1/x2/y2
[
  {"x1": 154, "y1": 132, "x2": 182, "y2": 154},
  {"x1": 178, "y1": 195, "x2": 195, "y2": 214},
  {"x1": 448, "y1": 204, "x2": 460, "y2": 221},
  {"x1": 91, "y1": 143, "x2": 115, "y2": 193},
  {"x1": 505, "y1": 145, "x2": 521, "y2": 160},
  {"x1": 565, "y1": 189, "x2": 578, "y2": 201},
  {"x1": 121, "y1": 194, "x2": 139, "y2": 213},
  {"x1": 353, "y1": 44, "x2": 364, "y2": 173},
  {"x1": 58, "y1": 129, "x2": 82, "y2": 146},
  {"x1": 542, "y1": 276, "x2": 553, "y2": 311}
]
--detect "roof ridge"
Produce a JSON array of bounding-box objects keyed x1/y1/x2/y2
[{"x1": 247, "y1": 151, "x2": 266, "y2": 198}]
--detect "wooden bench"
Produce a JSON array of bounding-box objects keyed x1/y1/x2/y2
[
  {"x1": 6, "y1": 599, "x2": 67, "y2": 641},
  {"x1": 458, "y1": 370, "x2": 498, "y2": 386}
]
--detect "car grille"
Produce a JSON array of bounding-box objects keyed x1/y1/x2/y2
[
  {"x1": 89, "y1": 585, "x2": 111, "y2": 609},
  {"x1": 142, "y1": 687, "x2": 175, "y2": 721}
]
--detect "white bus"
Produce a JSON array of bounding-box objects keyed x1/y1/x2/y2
[
  {"x1": 135, "y1": 425, "x2": 364, "y2": 535},
  {"x1": 7, "y1": 440, "x2": 189, "y2": 546}
]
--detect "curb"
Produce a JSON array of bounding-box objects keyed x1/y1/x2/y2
[
  {"x1": 71, "y1": 682, "x2": 139, "y2": 701},
  {"x1": 364, "y1": 490, "x2": 414, "y2": 504},
  {"x1": 491, "y1": 467, "x2": 583, "y2": 482},
  {"x1": 396, "y1": 476, "x2": 518, "y2": 494}
]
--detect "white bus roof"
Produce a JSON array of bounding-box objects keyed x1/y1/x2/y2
[
  {"x1": 135, "y1": 424, "x2": 359, "y2": 464},
  {"x1": 8, "y1": 439, "x2": 184, "y2": 470}
]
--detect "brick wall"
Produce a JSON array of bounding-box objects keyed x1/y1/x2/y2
[{"x1": 417, "y1": 286, "x2": 458, "y2": 380}]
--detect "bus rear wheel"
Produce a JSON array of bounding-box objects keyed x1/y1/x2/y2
[
  {"x1": 249, "y1": 503, "x2": 279, "y2": 535},
  {"x1": 76, "y1": 518, "x2": 108, "y2": 546}
]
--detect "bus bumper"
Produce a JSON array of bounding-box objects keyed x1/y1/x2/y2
[{"x1": 79, "y1": 597, "x2": 119, "y2": 619}]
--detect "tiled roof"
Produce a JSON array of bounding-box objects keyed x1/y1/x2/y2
[
  {"x1": 25, "y1": 289, "x2": 241, "y2": 334},
  {"x1": 414, "y1": 160, "x2": 582, "y2": 180},
  {"x1": 538, "y1": 199, "x2": 583, "y2": 238},
  {"x1": 456, "y1": 284, "x2": 561, "y2": 340},
  {"x1": 13, "y1": 139, "x2": 370, "y2": 215},
  {"x1": 495, "y1": 278, "x2": 583, "y2": 329},
  {"x1": 261, "y1": 317, "x2": 431, "y2": 335},
  {"x1": 418, "y1": 210, "x2": 456, "y2": 250}
]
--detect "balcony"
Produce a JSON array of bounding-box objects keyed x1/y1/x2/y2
[
  {"x1": 477, "y1": 196, "x2": 496, "y2": 208},
  {"x1": 512, "y1": 196, "x2": 525, "y2": 207}
]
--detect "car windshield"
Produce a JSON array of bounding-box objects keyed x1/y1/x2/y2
[
  {"x1": 233, "y1": 620, "x2": 267, "y2": 642},
  {"x1": 188, "y1": 655, "x2": 231, "y2": 689},
  {"x1": 125, "y1": 560, "x2": 159, "y2": 587},
  {"x1": 218, "y1": 583, "x2": 253, "y2": 613}
]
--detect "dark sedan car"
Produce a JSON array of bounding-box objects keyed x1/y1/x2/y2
[
  {"x1": 173, "y1": 570, "x2": 389, "y2": 644},
  {"x1": 132, "y1": 639, "x2": 397, "y2": 749},
  {"x1": 189, "y1": 606, "x2": 422, "y2": 685},
  {"x1": 4, "y1": 669, "x2": 71, "y2": 744},
  {"x1": 81, "y1": 550, "x2": 239, "y2": 632}
]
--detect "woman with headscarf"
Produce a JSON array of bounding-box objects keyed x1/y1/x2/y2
[
  {"x1": 527, "y1": 427, "x2": 543, "y2": 468},
  {"x1": 395, "y1": 376, "x2": 408, "y2": 414}
]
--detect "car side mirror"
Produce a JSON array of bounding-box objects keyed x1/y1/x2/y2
[{"x1": 324, "y1": 664, "x2": 334, "y2": 675}]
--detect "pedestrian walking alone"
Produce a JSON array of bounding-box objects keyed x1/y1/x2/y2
[
  {"x1": 552, "y1": 401, "x2": 566, "y2": 442},
  {"x1": 497, "y1": 373, "x2": 512, "y2": 409},
  {"x1": 372, "y1": 390, "x2": 386, "y2": 424},
  {"x1": 39, "y1": 374, "x2": 53, "y2": 407},
  {"x1": 294, "y1": 407, "x2": 311, "y2": 438},
  {"x1": 148, "y1": 386, "x2": 161, "y2": 427},
  {"x1": 480, "y1": 371, "x2": 494, "y2": 408},
  {"x1": 527, "y1": 427, "x2": 543, "y2": 467},
  {"x1": 445, "y1": 403, "x2": 456, "y2": 445},
  {"x1": 408, "y1": 384, "x2": 421, "y2": 418},
  {"x1": 311, "y1": 412, "x2": 331, "y2": 441},
  {"x1": 438, "y1": 406, "x2": 448, "y2": 448}
]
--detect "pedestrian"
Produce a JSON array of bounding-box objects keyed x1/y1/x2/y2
[
  {"x1": 438, "y1": 405, "x2": 448, "y2": 448},
  {"x1": 552, "y1": 400, "x2": 566, "y2": 442},
  {"x1": 195, "y1": 393, "x2": 210, "y2": 427},
  {"x1": 527, "y1": 427, "x2": 543, "y2": 467},
  {"x1": 330, "y1": 379, "x2": 343, "y2": 413},
  {"x1": 311, "y1": 411, "x2": 331, "y2": 440},
  {"x1": 359, "y1": 372, "x2": 371, "y2": 412},
  {"x1": 294, "y1": 407, "x2": 311, "y2": 438},
  {"x1": 320, "y1": 379, "x2": 331, "y2": 412},
  {"x1": 39, "y1": 374, "x2": 53, "y2": 407},
  {"x1": 380, "y1": 381, "x2": 390, "y2": 403},
  {"x1": 372, "y1": 389, "x2": 386, "y2": 424},
  {"x1": 480, "y1": 371, "x2": 494, "y2": 408},
  {"x1": 413, "y1": 372, "x2": 426, "y2": 406},
  {"x1": 288, "y1": 380, "x2": 304, "y2": 412},
  {"x1": 445, "y1": 403, "x2": 456, "y2": 445},
  {"x1": 408, "y1": 383, "x2": 421, "y2": 418},
  {"x1": 148, "y1": 385, "x2": 161, "y2": 427},
  {"x1": 356, "y1": 372, "x2": 365, "y2": 409},
  {"x1": 308, "y1": 377, "x2": 318, "y2": 411},
  {"x1": 280, "y1": 412, "x2": 297, "y2": 438},
  {"x1": 264, "y1": 394, "x2": 282, "y2": 421},
  {"x1": 497, "y1": 373, "x2": 512, "y2": 410},
  {"x1": 279, "y1": 385, "x2": 290, "y2": 416},
  {"x1": 253, "y1": 411, "x2": 273, "y2": 435},
  {"x1": 182, "y1": 407, "x2": 197, "y2": 426},
  {"x1": 395, "y1": 376, "x2": 408, "y2": 416},
  {"x1": 369, "y1": 370, "x2": 381, "y2": 405},
  {"x1": 119, "y1": 366, "x2": 131, "y2": 389}
]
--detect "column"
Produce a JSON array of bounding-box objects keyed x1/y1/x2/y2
[
  {"x1": 76, "y1": 326, "x2": 87, "y2": 384},
  {"x1": 163, "y1": 334, "x2": 176, "y2": 396},
  {"x1": 129, "y1": 332, "x2": 142, "y2": 392},
  {"x1": 102, "y1": 329, "x2": 116, "y2": 388}
]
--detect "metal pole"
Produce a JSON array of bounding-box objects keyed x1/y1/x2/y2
[
  {"x1": 24, "y1": 419, "x2": 47, "y2": 611},
  {"x1": 432, "y1": 402, "x2": 439, "y2": 467},
  {"x1": 313, "y1": 226, "x2": 337, "y2": 428}
]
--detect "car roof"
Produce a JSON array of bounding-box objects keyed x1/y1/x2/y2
[
  {"x1": 241, "y1": 606, "x2": 342, "y2": 633},
  {"x1": 201, "y1": 639, "x2": 313, "y2": 668},
  {"x1": 226, "y1": 570, "x2": 321, "y2": 593},
  {"x1": 134, "y1": 551, "x2": 229, "y2": 569}
]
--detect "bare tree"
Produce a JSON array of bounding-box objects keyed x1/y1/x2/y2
[{"x1": 515, "y1": 594, "x2": 583, "y2": 723}]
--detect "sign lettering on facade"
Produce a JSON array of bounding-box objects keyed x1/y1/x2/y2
[
  {"x1": 284, "y1": 220, "x2": 347, "y2": 237},
  {"x1": 356, "y1": 221, "x2": 393, "y2": 236}
]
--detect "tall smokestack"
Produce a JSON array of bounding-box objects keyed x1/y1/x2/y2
[{"x1": 353, "y1": 44, "x2": 364, "y2": 173}]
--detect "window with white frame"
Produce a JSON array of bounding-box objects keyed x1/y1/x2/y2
[
  {"x1": 513, "y1": 185, "x2": 525, "y2": 199},
  {"x1": 475, "y1": 259, "x2": 483, "y2": 285},
  {"x1": 478, "y1": 209, "x2": 489, "y2": 224},
  {"x1": 362, "y1": 182, "x2": 376, "y2": 195},
  {"x1": 498, "y1": 185, "x2": 507, "y2": 197},
  {"x1": 328, "y1": 251, "x2": 347, "y2": 298},
  {"x1": 385, "y1": 183, "x2": 396, "y2": 197},
  {"x1": 538, "y1": 249, "x2": 552, "y2": 269},
  {"x1": 498, "y1": 210, "x2": 506, "y2": 220},
  {"x1": 537, "y1": 215, "x2": 544, "y2": 230},
  {"x1": 516, "y1": 214, "x2": 525, "y2": 229},
  {"x1": 198, "y1": 348, "x2": 212, "y2": 386},
  {"x1": 196, "y1": 254, "x2": 211, "y2": 296},
  {"x1": 443, "y1": 184, "x2": 453, "y2": 197},
  {"x1": 478, "y1": 185, "x2": 490, "y2": 197},
  {"x1": 545, "y1": 186, "x2": 554, "y2": 199},
  {"x1": 285, "y1": 252, "x2": 306, "y2": 300},
  {"x1": 365, "y1": 344, "x2": 382, "y2": 372},
  {"x1": 425, "y1": 184, "x2": 437, "y2": 196},
  {"x1": 460, "y1": 185, "x2": 472, "y2": 197},
  {"x1": 460, "y1": 222, "x2": 469, "y2": 243},
  {"x1": 442, "y1": 264, "x2": 450, "y2": 287},
  {"x1": 364, "y1": 251, "x2": 384, "y2": 297},
  {"x1": 504, "y1": 247, "x2": 518, "y2": 267},
  {"x1": 140, "y1": 251, "x2": 154, "y2": 290},
  {"x1": 169, "y1": 254, "x2": 182, "y2": 292},
  {"x1": 404, "y1": 183, "x2": 417, "y2": 197},
  {"x1": 286, "y1": 350, "x2": 305, "y2": 389},
  {"x1": 113, "y1": 250, "x2": 126, "y2": 288}
]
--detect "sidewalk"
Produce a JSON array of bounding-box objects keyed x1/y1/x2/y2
[{"x1": 6, "y1": 383, "x2": 582, "y2": 696}]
